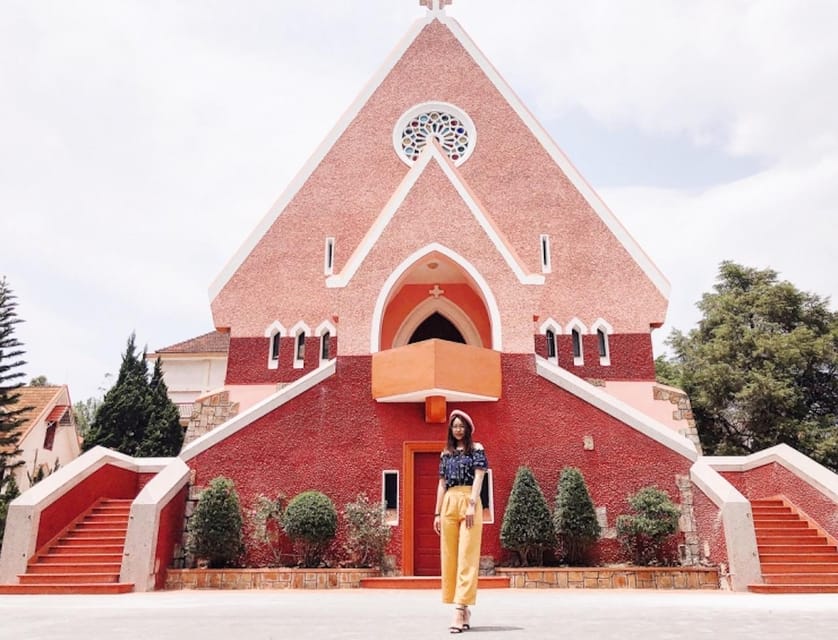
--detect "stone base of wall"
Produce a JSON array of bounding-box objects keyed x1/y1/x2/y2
[
  {"x1": 165, "y1": 568, "x2": 380, "y2": 590},
  {"x1": 495, "y1": 566, "x2": 720, "y2": 589}
]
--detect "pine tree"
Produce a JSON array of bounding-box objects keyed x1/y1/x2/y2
[
  {"x1": 0, "y1": 474, "x2": 20, "y2": 547},
  {"x1": 84, "y1": 333, "x2": 150, "y2": 454},
  {"x1": 553, "y1": 467, "x2": 600, "y2": 565},
  {"x1": 135, "y1": 358, "x2": 183, "y2": 457},
  {"x1": 500, "y1": 466, "x2": 556, "y2": 566},
  {"x1": 0, "y1": 277, "x2": 28, "y2": 485}
]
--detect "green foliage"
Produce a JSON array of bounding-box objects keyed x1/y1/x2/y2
[
  {"x1": 26, "y1": 451, "x2": 60, "y2": 487},
  {"x1": 187, "y1": 477, "x2": 244, "y2": 568},
  {"x1": 0, "y1": 277, "x2": 27, "y2": 482},
  {"x1": 342, "y1": 493, "x2": 392, "y2": 568},
  {"x1": 616, "y1": 486, "x2": 681, "y2": 566},
  {"x1": 28, "y1": 375, "x2": 49, "y2": 386},
  {"x1": 0, "y1": 475, "x2": 20, "y2": 548},
  {"x1": 500, "y1": 466, "x2": 556, "y2": 566},
  {"x1": 249, "y1": 493, "x2": 289, "y2": 566},
  {"x1": 73, "y1": 397, "x2": 101, "y2": 441},
  {"x1": 553, "y1": 467, "x2": 600, "y2": 565},
  {"x1": 660, "y1": 262, "x2": 838, "y2": 470},
  {"x1": 85, "y1": 336, "x2": 183, "y2": 457},
  {"x1": 283, "y1": 491, "x2": 338, "y2": 567}
]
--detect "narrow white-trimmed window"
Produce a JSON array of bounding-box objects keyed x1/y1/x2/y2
[
  {"x1": 383, "y1": 470, "x2": 399, "y2": 526},
  {"x1": 540, "y1": 234, "x2": 551, "y2": 273},
  {"x1": 591, "y1": 319, "x2": 613, "y2": 366},
  {"x1": 321, "y1": 331, "x2": 330, "y2": 361},
  {"x1": 572, "y1": 328, "x2": 583, "y2": 366},
  {"x1": 264, "y1": 321, "x2": 286, "y2": 370},
  {"x1": 294, "y1": 331, "x2": 306, "y2": 368},
  {"x1": 546, "y1": 329, "x2": 556, "y2": 360},
  {"x1": 324, "y1": 237, "x2": 335, "y2": 275},
  {"x1": 479, "y1": 469, "x2": 494, "y2": 524}
]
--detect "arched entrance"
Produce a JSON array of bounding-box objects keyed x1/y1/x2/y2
[{"x1": 409, "y1": 312, "x2": 465, "y2": 344}]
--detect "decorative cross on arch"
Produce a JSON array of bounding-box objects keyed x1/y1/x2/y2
[
  {"x1": 420, "y1": 0, "x2": 452, "y2": 15},
  {"x1": 429, "y1": 284, "x2": 445, "y2": 299}
]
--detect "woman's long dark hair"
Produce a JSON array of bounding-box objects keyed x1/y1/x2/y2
[{"x1": 446, "y1": 414, "x2": 474, "y2": 454}]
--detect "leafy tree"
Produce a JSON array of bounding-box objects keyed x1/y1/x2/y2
[
  {"x1": 660, "y1": 262, "x2": 838, "y2": 469},
  {"x1": 616, "y1": 486, "x2": 681, "y2": 566},
  {"x1": 0, "y1": 475, "x2": 20, "y2": 548},
  {"x1": 84, "y1": 334, "x2": 183, "y2": 456},
  {"x1": 553, "y1": 467, "x2": 600, "y2": 565},
  {"x1": 0, "y1": 277, "x2": 27, "y2": 489},
  {"x1": 187, "y1": 476, "x2": 244, "y2": 568},
  {"x1": 283, "y1": 490, "x2": 338, "y2": 567},
  {"x1": 29, "y1": 375, "x2": 50, "y2": 386},
  {"x1": 500, "y1": 466, "x2": 556, "y2": 566},
  {"x1": 135, "y1": 359, "x2": 183, "y2": 457},
  {"x1": 73, "y1": 397, "x2": 101, "y2": 441},
  {"x1": 342, "y1": 493, "x2": 391, "y2": 568},
  {"x1": 250, "y1": 493, "x2": 289, "y2": 566}
]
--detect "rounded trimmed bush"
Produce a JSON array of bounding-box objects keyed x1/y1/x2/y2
[
  {"x1": 187, "y1": 476, "x2": 244, "y2": 568},
  {"x1": 283, "y1": 490, "x2": 338, "y2": 567}
]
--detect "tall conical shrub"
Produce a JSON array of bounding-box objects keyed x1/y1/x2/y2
[
  {"x1": 500, "y1": 466, "x2": 556, "y2": 566},
  {"x1": 553, "y1": 467, "x2": 600, "y2": 565}
]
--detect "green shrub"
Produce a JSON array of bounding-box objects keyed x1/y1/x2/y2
[
  {"x1": 250, "y1": 493, "x2": 288, "y2": 566},
  {"x1": 283, "y1": 490, "x2": 338, "y2": 567},
  {"x1": 553, "y1": 467, "x2": 600, "y2": 565},
  {"x1": 342, "y1": 493, "x2": 392, "y2": 568},
  {"x1": 0, "y1": 475, "x2": 21, "y2": 549},
  {"x1": 187, "y1": 476, "x2": 244, "y2": 568},
  {"x1": 616, "y1": 486, "x2": 681, "y2": 566},
  {"x1": 500, "y1": 466, "x2": 556, "y2": 566}
]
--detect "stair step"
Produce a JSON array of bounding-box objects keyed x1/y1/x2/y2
[
  {"x1": 749, "y1": 583, "x2": 838, "y2": 594},
  {"x1": 27, "y1": 563, "x2": 122, "y2": 574},
  {"x1": 760, "y1": 553, "x2": 838, "y2": 563},
  {"x1": 763, "y1": 573, "x2": 838, "y2": 585},
  {"x1": 756, "y1": 534, "x2": 826, "y2": 545},
  {"x1": 752, "y1": 518, "x2": 810, "y2": 527},
  {"x1": 18, "y1": 572, "x2": 120, "y2": 585},
  {"x1": 0, "y1": 583, "x2": 134, "y2": 595},
  {"x1": 74, "y1": 523, "x2": 128, "y2": 532},
  {"x1": 761, "y1": 563, "x2": 838, "y2": 574},
  {"x1": 750, "y1": 499, "x2": 785, "y2": 506},
  {"x1": 62, "y1": 532, "x2": 128, "y2": 540},
  {"x1": 52, "y1": 544, "x2": 125, "y2": 554},
  {"x1": 36, "y1": 553, "x2": 123, "y2": 564},
  {"x1": 758, "y1": 543, "x2": 836, "y2": 554}
]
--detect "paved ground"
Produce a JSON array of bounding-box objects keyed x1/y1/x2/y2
[{"x1": 2, "y1": 589, "x2": 837, "y2": 639}]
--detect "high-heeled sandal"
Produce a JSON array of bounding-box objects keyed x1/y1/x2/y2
[
  {"x1": 449, "y1": 606, "x2": 466, "y2": 633},
  {"x1": 462, "y1": 606, "x2": 471, "y2": 630}
]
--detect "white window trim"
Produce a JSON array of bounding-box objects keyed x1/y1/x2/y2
[
  {"x1": 590, "y1": 318, "x2": 613, "y2": 366},
  {"x1": 290, "y1": 321, "x2": 312, "y2": 369},
  {"x1": 264, "y1": 321, "x2": 287, "y2": 370},
  {"x1": 324, "y1": 237, "x2": 335, "y2": 276},
  {"x1": 538, "y1": 317, "x2": 561, "y2": 365},
  {"x1": 539, "y1": 234, "x2": 551, "y2": 274},
  {"x1": 382, "y1": 469, "x2": 399, "y2": 527},
  {"x1": 392, "y1": 101, "x2": 477, "y2": 167},
  {"x1": 566, "y1": 318, "x2": 588, "y2": 367},
  {"x1": 315, "y1": 320, "x2": 338, "y2": 364}
]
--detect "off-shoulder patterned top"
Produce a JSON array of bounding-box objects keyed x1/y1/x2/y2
[{"x1": 439, "y1": 444, "x2": 489, "y2": 489}]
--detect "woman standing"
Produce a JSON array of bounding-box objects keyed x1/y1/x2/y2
[{"x1": 433, "y1": 409, "x2": 489, "y2": 633}]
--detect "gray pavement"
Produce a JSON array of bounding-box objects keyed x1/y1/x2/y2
[{"x1": 1, "y1": 589, "x2": 836, "y2": 639}]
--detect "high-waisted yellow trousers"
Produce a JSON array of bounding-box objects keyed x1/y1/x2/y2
[{"x1": 440, "y1": 485, "x2": 483, "y2": 605}]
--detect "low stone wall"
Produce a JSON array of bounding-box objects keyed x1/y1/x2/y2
[
  {"x1": 495, "y1": 567, "x2": 720, "y2": 589},
  {"x1": 165, "y1": 568, "x2": 380, "y2": 590}
]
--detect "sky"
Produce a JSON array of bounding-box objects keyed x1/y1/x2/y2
[{"x1": 2, "y1": 0, "x2": 837, "y2": 403}]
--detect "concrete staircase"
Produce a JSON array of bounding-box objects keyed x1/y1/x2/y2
[
  {"x1": 0, "y1": 498, "x2": 134, "y2": 594},
  {"x1": 749, "y1": 497, "x2": 838, "y2": 594}
]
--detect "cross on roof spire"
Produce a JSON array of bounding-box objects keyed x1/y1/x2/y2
[{"x1": 420, "y1": 0, "x2": 452, "y2": 16}]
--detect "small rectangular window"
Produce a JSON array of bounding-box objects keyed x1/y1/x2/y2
[
  {"x1": 546, "y1": 329, "x2": 556, "y2": 359},
  {"x1": 383, "y1": 470, "x2": 398, "y2": 526},
  {"x1": 271, "y1": 334, "x2": 280, "y2": 360},
  {"x1": 572, "y1": 329, "x2": 584, "y2": 366},
  {"x1": 539, "y1": 234, "x2": 551, "y2": 273},
  {"x1": 324, "y1": 237, "x2": 335, "y2": 275},
  {"x1": 321, "y1": 331, "x2": 330, "y2": 361}
]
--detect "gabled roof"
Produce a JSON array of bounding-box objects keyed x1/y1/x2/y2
[
  {"x1": 0, "y1": 386, "x2": 65, "y2": 454},
  {"x1": 151, "y1": 331, "x2": 230, "y2": 356},
  {"x1": 326, "y1": 140, "x2": 544, "y2": 289},
  {"x1": 209, "y1": 12, "x2": 669, "y2": 302}
]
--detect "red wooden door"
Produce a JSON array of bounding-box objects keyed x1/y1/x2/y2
[{"x1": 413, "y1": 452, "x2": 441, "y2": 576}]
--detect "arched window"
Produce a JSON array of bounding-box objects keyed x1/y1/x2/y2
[
  {"x1": 294, "y1": 331, "x2": 306, "y2": 368},
  {"x1": 591, "y1": 319, "x2": 613, "y2": 366},
  {"x1": 321, "y1": 331, "x2": 330, "y2": 361},
  {"x1": 546, "y1": 329, "x2": 556, "y2": 359},
  {"x1": 572, "y1": 328, "x2": 583, "y2": 365},
  {"x1": 270, "y1": 333, "x2": 281, "y2": 361},
  {"x1": 598, "y1": 328, "x2": 608, "y2": 358}
]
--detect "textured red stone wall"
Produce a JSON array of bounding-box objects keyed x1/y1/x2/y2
[
  {"x1": 153, "y1": 485, "x2": 188, "y2": 589},
  {"x1": 192, "y1": 354, "x2": 703, "y2": 568},
  {"x1": 226, "y1": 336, "x2": 334, "y2": 385},
  {"x1": 722, "y1": 463, "x2": 838, "y2": 540},
  {"x1": 555, "y1": 333, "x2": 656, "y2": 380},
  {"x1": 690, "y1": 485, "x2": 727, "y2": 565},
  {"x1": 36, "y1": 464, "x2": 139, "y2": 550}
]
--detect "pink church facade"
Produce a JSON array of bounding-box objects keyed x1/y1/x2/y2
[{"x1": 3, "y1": 2, "x2": 837, "y2": 594}]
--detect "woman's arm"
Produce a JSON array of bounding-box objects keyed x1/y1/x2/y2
[
  {"x1": 464, "y1": 468, "x2": 485, "y2": 529},
  {"x1": 433, "y1": 477, "x2": 446, "y2": 535}
]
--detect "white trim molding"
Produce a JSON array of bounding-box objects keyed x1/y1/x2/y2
[
  {"x1": 369, "y1": 243, "x2": 503, "y2": 353},
  {"x1": 566, "y1": 317, "x2": 587, "y2": 367},
  {"x1": 535, "y1": 356, "x2": 698, "y2": 461},
  {"x1": 264, "y1": 321, "x2": 287, "y2": 370},
  {"x1": 590, "y1": 318, "x2": 613, "y2": 367},
  {"x1": 326, "y1": 141, "x2": 544, "y2": 289},
  {"x1": 538, "y1": 317, "x2": 562, "y2": 365},
  {"x1": 289, "y1": 321, "x2": 312, "y2": 370},
  {"x1": 539, "y1": 234, "x2": 551, "y2": 274},
  {"x1": 392, "y1": 101, "x2": 476, "y2": 167},
  {"x1": 392, "y1": 296, "x2": 483, "y2": 348},
  {"x1": 180, "y1": 359, "x2": 337, "y2": 462}
]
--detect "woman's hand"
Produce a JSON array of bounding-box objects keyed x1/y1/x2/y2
[
  {"x1": 433, "y1": 514, "x2": 441, "y2": 535},
  {"x1": 465, "y1": 504, "x2": 475, "y2": 529}
]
